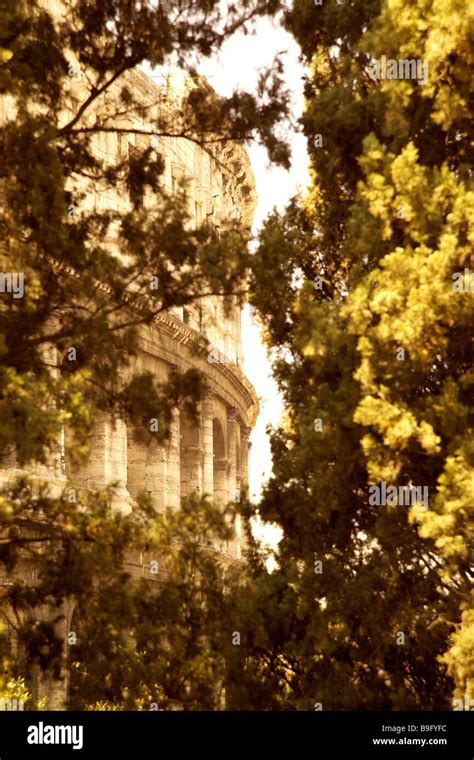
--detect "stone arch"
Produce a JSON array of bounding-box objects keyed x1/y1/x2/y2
[{"x1": 213, "y1": 418, "x2": 227, "y2": 505}]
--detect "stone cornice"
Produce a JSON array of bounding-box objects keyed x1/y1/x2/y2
[
  {"x1": 122, "y1": 67, "x2": 258, "y2": 228},
  {"x1": 138, "y1": 311, "x2": 259, "y2": 429}
]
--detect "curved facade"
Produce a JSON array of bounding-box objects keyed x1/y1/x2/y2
[
  {"x1": 0, "y1": 65, "x2": 258, "y2": 560},
  {"x1": 74, "y1": 68, "x2": 258, "y2": 561},
  {"x1": 0, "y1": 61, "x2": 258, "y2": 707}
]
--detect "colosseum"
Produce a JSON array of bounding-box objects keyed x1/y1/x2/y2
[
  {"x1": 0, "y1": 27, "x2": 259, "y2": 707},
  {"x1": 71, "y1": 67, "x2": 260, "y2": 556},
  {"x1": 1, "y1": 67, "x2": 259, "y2": 534}
]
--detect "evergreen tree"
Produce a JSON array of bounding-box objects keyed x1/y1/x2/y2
[
  {"x1": 0, "y1": 0, "x2": 288, "y2": 708},
  {"x1": 247, "y1": 0, "x2": 473, "y2": 709}
]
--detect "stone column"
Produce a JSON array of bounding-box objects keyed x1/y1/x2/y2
[
  {"x1": 240, "y1": 426, "x2": 251, "y2": 495},
  {"x1": 165, "y1": 408, "x2": 180, "y2": 510},
  {"x1": 74, "y1": 413, "x2": 131, "y2": 514},
  {"x1": 213, "y1": 457, "x2": 227, "y2": 506},
  {"x1": 127, "y1": 427, "x2": 166, "y2": 512},
  {"x1": 236, "y1": 425, "x2": 251, "y2": 559},
  {"x1": 202, "y1": 395, "x2": 215, "y2": 500},
  {"x1": 225, "y1": 408, "x2": 238, "y2": 556},
  {"x1": 180, "y1": 444, "x2": 203, "y2": 497},
  {"x1": 227, "y1": 408, "x2": 238, "y2": 505}
]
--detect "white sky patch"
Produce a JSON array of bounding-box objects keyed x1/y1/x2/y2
[
  {"x1": 199, "y1": 18, "x2": 310, "y2": 505},
  {"x1": 145, "y1": 16, "x2": 310, "y2": 544}
]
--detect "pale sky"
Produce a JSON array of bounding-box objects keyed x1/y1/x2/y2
[
  {"x1": 146, "y1": 15, "x2": 310, "y2": 515},
  {"x1": 198, "y1": 18, "x2": 310, "y2": 503}
]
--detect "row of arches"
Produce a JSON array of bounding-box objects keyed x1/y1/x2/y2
[
  {"x1": 180, "y1": 414, "x2": 242, "y2": 506},
  {"x1": 88, "y1": 396, "x2": 251, "y2": 559},
  {"x1": 0, "y1": 398, "x2": 250, "y2": 556}
]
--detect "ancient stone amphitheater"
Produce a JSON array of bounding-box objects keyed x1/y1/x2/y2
[
  {"x1": 77, "y1": 68, "x2": 260, "y2": 560},
  {"x1": 0, "y1": 52, "x2": 258, "y2": 707}
]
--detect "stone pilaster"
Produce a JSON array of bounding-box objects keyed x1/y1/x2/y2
[
  {"x1": 234, "y1": 512, "x2": 242, "y2": 560},
  {"x1": 127, "y1": 427, "x2": 166, "y2": 511},
  {"x1": 201, "y1": 395, "x2": 215, "y2": 500},
  {"x1": 235, "y1": 425, "x2": 251, "y2": 559},
  {"x1": 227, "y1": 408, "x2": 238, "y2": 505},
  {"x1": 1, "y1": 445, "x2": 17, "y2": 469},
  {"x1": 74, "y1": 413, "x2": 131, "y2": 514},
  {"x1": 181, "y1": 445, "x2": 203, "y2": 496},
  {"x1": 35, "y1": 341, "x2": 66, "y2": 481},
  {"x1": 240, "y1": 426, "x2": 251, "y2": 494},
  {"x1": 227, "y1": 409, "x2": 241, "y2": 557},
  {"x1": 165, "y1": 407, "x2": 180, "y2": 510},
  {"x1": 31, "y1": 600, "x2": 71, "y2": 710},
  {"x1": 180, "y1": 406, "x2": 203, "y2": 499},
  {"x1": 213, "y1": 456, "x2": 227, "y2": 506}
]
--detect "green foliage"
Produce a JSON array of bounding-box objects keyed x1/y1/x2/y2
[
  {"x1": 247, "y1": 0, "x2": 473, "y2": 708},
  {"x1": 0, "y1": 0, "x2": 290, "y2": 471},
  {"x1": 0, "y1": 0, "x2": 288, "y2": 709},
  {"x1": 67, "y1": 494, "x2": 240, "y2": 710},
  {"x1": 1, "y1": 0, "x2": 472, "y2": 712},
  {"x1": 0, "y1": 673, "x2": 31, "y2": 704}
]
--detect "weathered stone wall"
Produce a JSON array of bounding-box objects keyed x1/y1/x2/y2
[
  {"x1": 64, "y1": 64, "x2": 259, "y2": 547},
  {"x1": 0, "y1": 5, "x2": 258, "y2": 708},
  {"x1": 1, "y1": 45, "x2": 258, "y2": 542}
]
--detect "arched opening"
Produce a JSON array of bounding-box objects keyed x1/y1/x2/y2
[{"x1": 212, "y1": 418, "x2": 226, "y2": 506}]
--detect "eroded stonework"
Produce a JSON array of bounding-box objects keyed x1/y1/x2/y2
[
  {"x1": 66, "y1": 66, "x2": 259, "y2": 555},
  {"x1": 0, "y1": 44, "x2": 258, "y2": 708}
]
